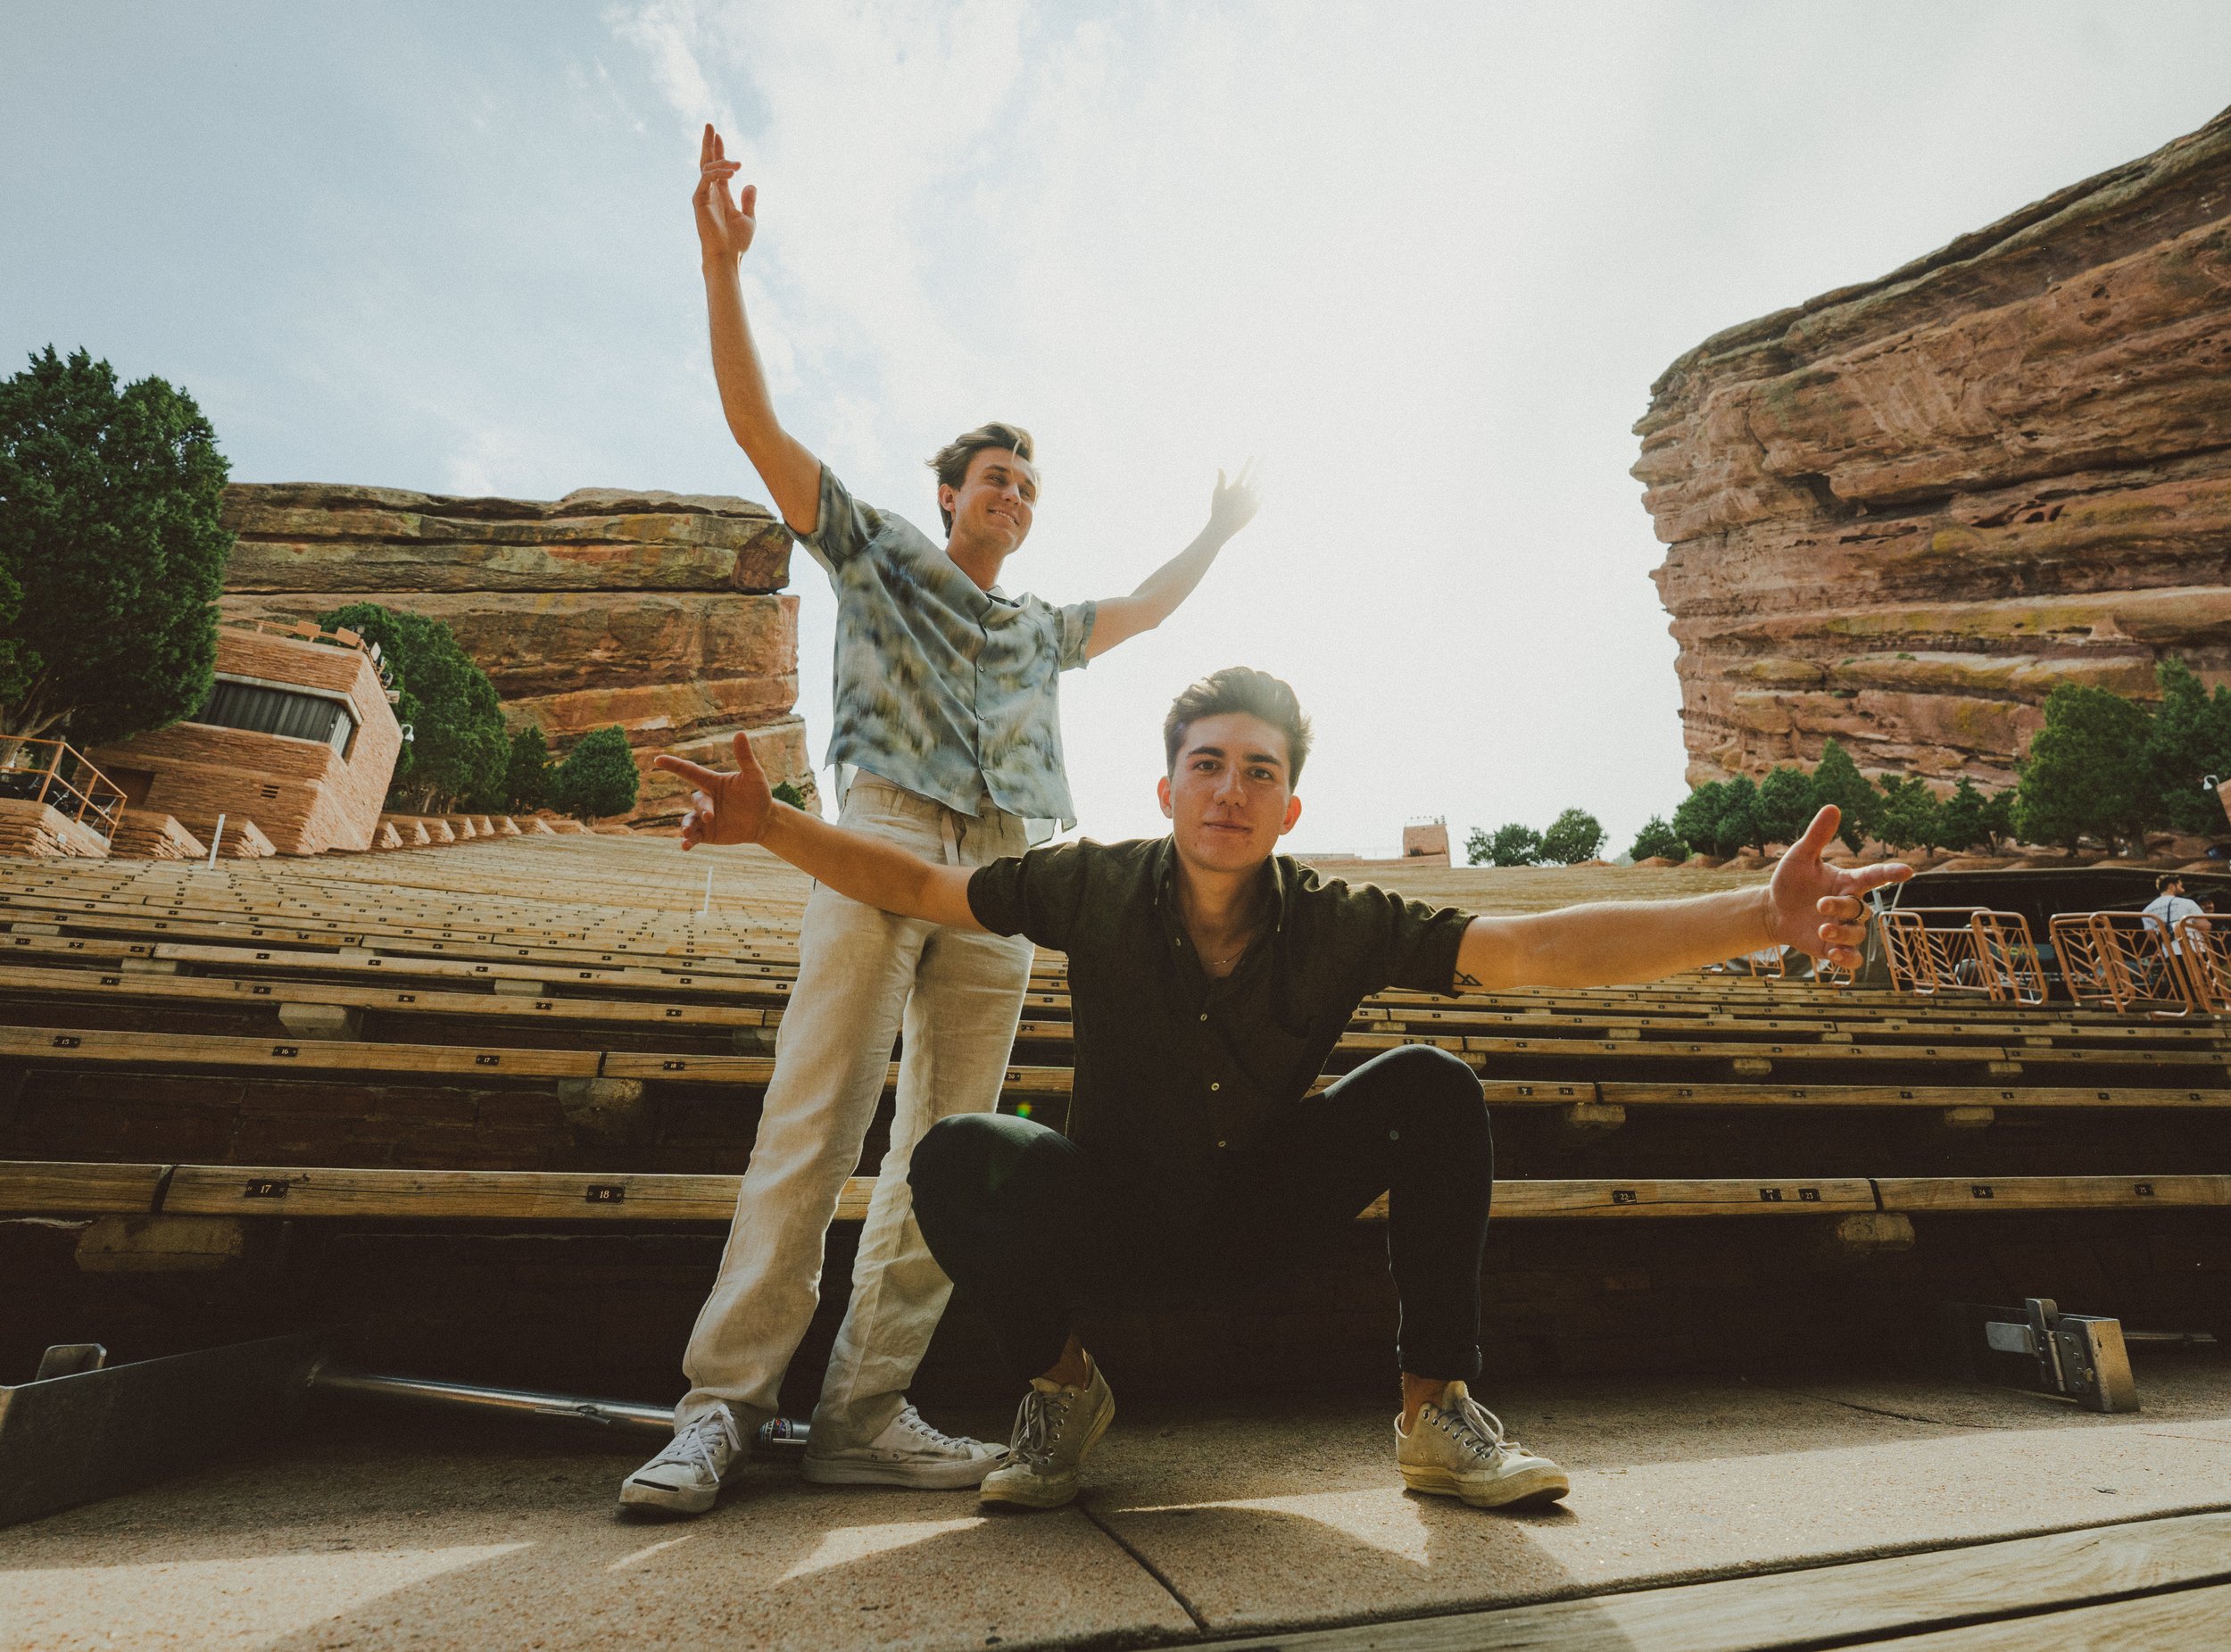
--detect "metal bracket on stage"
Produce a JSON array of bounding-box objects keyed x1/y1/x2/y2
[
  {"x1": 1943, "y1": 1298, "x2": 2140, "y2": 1413},
  {"x1": 0, "y1": 1334, "x2": 808, "y2": 1527}
]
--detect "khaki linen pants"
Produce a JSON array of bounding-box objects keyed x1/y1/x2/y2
[{"x1": 675, "y1": 776, "x2": 1033, "y2": 1449}]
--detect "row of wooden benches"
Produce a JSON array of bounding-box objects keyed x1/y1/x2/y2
[
  {"x1": 9, "y1": 1157, "x2": 2222, "y2": 1223},
  {"x1": 12, "y1": 922, "x2": 2223, "y2": 1051},
  {"x1": 5, "y1": 1024, "x2": 2226, "y2": 1114}
]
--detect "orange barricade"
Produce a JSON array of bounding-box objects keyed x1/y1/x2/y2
[
  {"x1": 2171, "y1": 914, "x2": 2230, "y2": 1013},
  {"x1": 1880, "y1": 908, "x2": 2043, "y2": 1002},
  {"x1": 2044, "y1": 910, "x2": 2202, "y2": 1017}
]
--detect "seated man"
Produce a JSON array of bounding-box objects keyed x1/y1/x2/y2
[{"x1": 655, "y1": 668, "x2": 1909, "y2": 1512}]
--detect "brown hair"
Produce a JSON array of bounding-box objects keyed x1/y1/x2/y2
[
  {"x1": 1163, "y1": 667, "x2": 1314, "y2": 785},
  {"x1": 927, "y1": 422, "x2": 1035, "y2": 532},
  {"x1": 2159, "y1": 873, "x2": 2187, "y2": 892}
]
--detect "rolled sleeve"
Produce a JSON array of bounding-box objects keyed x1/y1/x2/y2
[
  {"x1": 1351, "y1": 885, "x2": 1475, "y2": 997},
  {"x1": 793, "y1": 465, "x2": 877, "y2": 575},
  {"x1": 966, "y1": 842, "x2": 1092, "y2": 951},
  {"x1": 1057, "y1": 599, "x2": 1097, "y2": 671}
]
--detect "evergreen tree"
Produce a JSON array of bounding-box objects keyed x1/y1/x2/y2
[
  {"x1": 1807, "y1": 740, "x2": 1877, "y2": 851},
  {"x1": 2144, "y1": 657, "x2": 2231, "y2": 834},
  {"x1": 1873, "y1": 775, "x2": 1945, "y2": 852},
  {"x1": 1539, "y1": 807, "x2": 1606, "y2": 864},
  {"x1": 0, "y1": 346, "x2": 233, "y2": 743},
  {"x1": 1483, "y1": 822, "x2": 1544, "y2": 867},
  {"x1": 502, "y1": 725, "x2": 554, "y2": 813},
  {"x1": 1937, "y1": 776, "x2": 1990, "y2": 852},
  {"x1": 1711, "y1": 776, "x2": 1762, "y2": 856},
  {"x1": 1627, "y1": 816, "x2": 1687, "y2": 862},
  {"x1": 1980, "y1": 788, "x2": 2018, "y2": 852},
  {"x1": 554, "y1": 725, "x2": 641, "y2": 820},
  {"x1": 320, "y1": 602, "x2": 507, "y2": 815},
  {"x1": 1670, "y1": 782, "x2": 1724, "y2": 859},
  {"x1": 1754, "y1": 764, "x2": 1817, "y2": 846},
  {"x1": 2014, "y1": 684, "x2": 2153, "y2": 852}
]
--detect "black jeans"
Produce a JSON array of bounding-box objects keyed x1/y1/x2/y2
[{"x1": 911, "y1": 1043, "x2": 1494, "y2": 1382}]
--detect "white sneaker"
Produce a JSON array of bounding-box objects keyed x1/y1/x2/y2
[
  {"x1": 1397, "y1": 1382, "x2": 1569, "y2": 1509},
  {"x1": 979, "y1": 1363, "x2": 1116, "y2": 1510},
  {"x1": 618, "y1": 1407, "x2": 744, "y2": 1515},
  {"x1": 800, "y1": 1403, "x2": 1007, "y2": 1488}
]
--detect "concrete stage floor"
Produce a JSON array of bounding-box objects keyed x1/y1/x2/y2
[{"x1": 5, "y1": 1349, "x2": 2230, "y2": 1651}]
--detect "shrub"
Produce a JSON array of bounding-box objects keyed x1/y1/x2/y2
[
  {"x1": 502, "y1": 725, "x2": 555, "y2": 813},
  {"x1": 1754, "y1": 765, "x2": 1816, "y2": 847},
  {"x1": 2015, "y1": 684, "x2": 2153, "y2": 853},
  {"x1": 1481, "y1": 823, "x2": 1544, "y2": 868},
  {"x1": 1808, "y1": 740, "x2": 1877, "y2": 851}
]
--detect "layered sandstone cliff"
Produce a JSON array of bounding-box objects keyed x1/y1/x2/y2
[
  {"x1": 219, "y1": 484, "x2": 812, "y2": 826},
  {"x1": 1635, "y1": 105, "x2": 2231, "y2": 788}
]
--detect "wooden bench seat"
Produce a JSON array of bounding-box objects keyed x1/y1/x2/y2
[
  {"x1": 8, "y1": 1159, "x2": 2221, "y2": 1225},
  {"x1": 0, "y1": 1025, "x2": 601, "y2": 1080}
]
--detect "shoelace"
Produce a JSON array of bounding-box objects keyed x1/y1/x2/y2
[
  {"x1": 1437, "y1": 1391, "x2": 1517, "y2": 1462},
  {"x1": 668, "y1": 1408, "x2": 742, "y2": 1480},
  {"x1": 1010, "y1": 1386, "x2": 1074, "y2": 1468},
  {"x1": 892, "y1": 1403, "x2": 968, "y2": 1453}
]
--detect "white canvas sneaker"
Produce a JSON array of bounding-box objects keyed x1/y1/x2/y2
[
  {"x1": 800, "y1": 1403, "x2": 1007, "y2": 1488},
  {"x1": 618, "y1": 1407, "x2": 745, "y2": 1516},
  {"x1": 978, "y1": 1362, "x2": 1116, "y2": 1510},
  {"x1": 1396, "y1": 1382, "x2": 1570, "y2": 1509}
]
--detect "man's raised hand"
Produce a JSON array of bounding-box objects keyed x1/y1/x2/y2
[
  {"x1": 653, "y1": 732, "x2": 777, "y2": 851},
  {"x1": 1207, "y1": 459, "x2": 1262, "y2": 540},
  {"x1": 694, "y1": 123, "x2": 756, "y2": 263},
  {"x1": 1764, "y1": 806, "x2": 1912, "y2": 967}
]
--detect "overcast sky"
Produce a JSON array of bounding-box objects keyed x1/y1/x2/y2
[{"x1": 7, "y1": 3, "x2": 2229, "y2": 855}]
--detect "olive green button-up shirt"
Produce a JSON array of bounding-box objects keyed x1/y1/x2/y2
[{"x1": 966, "y1": 836, "x2": 1473, "y2": 1222}]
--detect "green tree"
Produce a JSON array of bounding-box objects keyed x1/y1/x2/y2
[
  {"x1": 1754, "y1": 765, "x2": 1817, "y2": 847},
  {"x1": 1710, "y1": 776, "x2": 1762, "y2": 855},
  {"x1": 772, "y1": 780, "x2": 806, "y2": 809},
  {"x1": 1539, "y1": 807, "x2": 1606, "y2": 864},
  {"x1": 1937, "y1": 776, "x2": 1990, "y2": 851},
  {"x1": 319, "y1": 602, "x2": 507, "y2": 814},
  {"x1": 501, "y1": 724, "x2": 554, "y2": 813},
  {"x1": 554, "y1": 725, "x2": 641, "y2": 820},
  {"x1": 1873, "y1": 775, "x2": 1945, "y2": 852},
  {"x1": 2014, "y1": 683, "x2": 2154, "y2": 853},
  {"x1": 1626, "y1": 816, "x2": 1687, "y2": 862},
  {"x1": 1670, "y1": 782, "x2": 1724, "y2": 860},
  {"x1": 0, "y1": 346, "x2": 233, "y2": 743},
  {"x1": 1808, "y1": 740, "x2": 1877, "y2": 851},
  {"x1": 1980, "y1": 788, "x2": 2018, "y2": 852},
  {"x1": 2144, "y1": 657, "x2": 2231, "y2": 834},
  {"x1": 1482, "y1": 822, "x2": 1543, "y2": 867}
]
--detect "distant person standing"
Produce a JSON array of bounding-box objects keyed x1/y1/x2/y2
[{"x1": 619, "y1": 125, "x2": 1263, "y2": 1516}]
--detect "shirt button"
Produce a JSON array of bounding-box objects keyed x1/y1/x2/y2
[
  {"x1": 1198, "y1": 1013, "x2": 1208, "y2": 1022},
  {"x1": 1209, "y1": 1082, "x2": 1221, "y2": 1092},
  {"x1": 1217, "y1": 1139, "x2": 1229, "y2": 1149}
]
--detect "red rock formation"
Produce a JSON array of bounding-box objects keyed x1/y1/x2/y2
[
  {"x1": 1635, "y1": 106, "x2": 2231, "y2": 788},
  {"x1": 218, "y1": 484, "x2": 812, "y2": 826}
]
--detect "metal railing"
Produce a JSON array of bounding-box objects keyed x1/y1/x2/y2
[
  {"x1": 0, "y1": 736, "x2": 123, "y2": 842},
  {"x1": 1880, "y1": 908, "x2": 2046, "y2": 1004},
  {"x1": 2045, "y1": 910, "x2": 2202, "y2": 1017}
]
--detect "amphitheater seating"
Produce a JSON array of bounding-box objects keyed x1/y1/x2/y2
[{"x1": 5, "y1": 841, "x2": 2229, "y2": 1236}]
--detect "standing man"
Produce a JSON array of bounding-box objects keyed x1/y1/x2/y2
[
  {"x1": 620, "y1": 127, "x2": 1262, "y2": 1515},
  {"x1": 652, "y1": 668, "x2": 1912, "y2": 1513}
]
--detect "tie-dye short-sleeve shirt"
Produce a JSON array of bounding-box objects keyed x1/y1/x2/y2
[{"x1": 796, "y1": 465, "x2": 1096, "y2": 829}]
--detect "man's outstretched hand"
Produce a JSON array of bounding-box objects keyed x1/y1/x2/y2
[
  {"x1": 1764, "y1": 806, "x2": 1912, "y2": 967},
  {"x1": 1207, "y1": 459, "x2": 1262, "y2": 541},
  {"x1": 694, "y1": 123, "x2": 756, "y2": 263},
  {"x1": 653, "y1": 732, "x2": 775, "y2": 851}
]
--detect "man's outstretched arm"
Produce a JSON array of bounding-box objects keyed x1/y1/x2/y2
[
  {"x1": 1087, "y1": 461, "x2": 1262, "y2": 658},
  {"x1": 695, "y1": 124, "x2": 822, "y2": 534},
  {"x1": 1452, "y1": 807, "x2": 1911, "y2": 993},
  {"x1": 653, "y1": 734, "x2": 986, "y2": 932}
]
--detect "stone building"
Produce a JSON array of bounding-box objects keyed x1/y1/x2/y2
[
  {"x1": 1635, "y1": 105, "x2": 2231, "y2": 789},
  {"x1": 87, "y1": 623, "x2": 403, "y2": 855}
]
